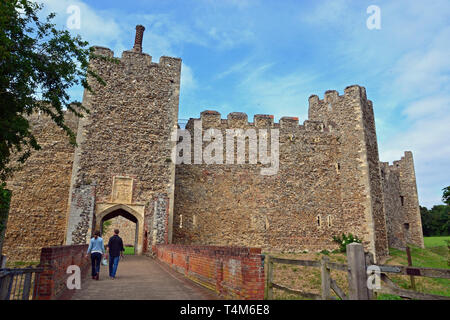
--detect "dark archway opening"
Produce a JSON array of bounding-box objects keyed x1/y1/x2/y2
[{"x1": 100, "y1": 209, "x2": 138, "y2": 255}]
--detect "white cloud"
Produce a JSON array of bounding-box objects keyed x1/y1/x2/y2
[
  {"x1": 379, "y1": 95, "x2": 450, "y2": 208},
  {"x1": 181, "y1": 64, "x2": 197, "y2": 92},
  {"x1": 40, "y1": 0, "x2": 123, "y2": 48}
]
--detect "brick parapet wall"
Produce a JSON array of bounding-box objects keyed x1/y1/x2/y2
[
  {"x1": 153, "y1": 244, "x2": 265, "y2": 300},
  {"x1": 35, "y1": 244, "x2": 89, "y2": 300}
]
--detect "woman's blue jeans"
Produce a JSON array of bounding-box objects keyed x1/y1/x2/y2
[{"x1": 90, "y1": 252, "x2": 102, "y2": 277}]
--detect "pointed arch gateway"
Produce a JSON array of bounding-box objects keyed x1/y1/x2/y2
[{"x1": 95, "y1": 203, "x2": 145, "y2": 255}]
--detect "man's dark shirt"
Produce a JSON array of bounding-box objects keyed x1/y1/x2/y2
[{"x1": 108, "y1": 235, "x2": 124, "y2": 257}]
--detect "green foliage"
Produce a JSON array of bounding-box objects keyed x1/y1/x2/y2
[
  {"x1": 0, "y1": 0, "x2": 111, "y2": 182},
  {"x1": 332, "y1": 233, "x2": 362, "y2": 253},
  {"x1": 102, "y1": 220, "x2": 112, "y2": 237},
  {"x1": 443, "y1": 186, "x2": 450, "y2": 206},
  {"x1": 420, "y1": 205, "x2": 450, "y2": 237},
  {"x1": 319, "y1": 249, "x2": 330, "y2": 255},
  {"x1": 0, "y1": 183, "x2": 12, "y2": 248}
]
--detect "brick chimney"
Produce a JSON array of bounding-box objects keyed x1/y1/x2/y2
[{"x1": 132, "y1": 25, "x2": 145, "y2": 53}]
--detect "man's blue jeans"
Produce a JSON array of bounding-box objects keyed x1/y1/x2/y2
[{"x1": 109, "y1": 256, "x2": 120, "y2": 278}]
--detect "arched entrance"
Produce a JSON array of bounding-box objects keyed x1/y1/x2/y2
[
  {"x1": 100, "y1": 209, "x2": 138, "y2": 254},
  {"x1": 95, "y1": 203, "x2": 145, "y2": 255}
]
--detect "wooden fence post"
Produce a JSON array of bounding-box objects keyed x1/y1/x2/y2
[
  {"x1": 406, "y1": 246, "x2": 416, "y2": 291},
  {"x1": 347, "y1": 243, "x2": 369, "y2": 300},
  {"x1": 265, "y1": 255, "x2": 273, "y2": 300},
  {"x1": 321, "y1": 256, "x2": 331, "y2": 300}
]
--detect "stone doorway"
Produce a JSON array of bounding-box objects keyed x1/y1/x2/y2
[
  {"x1": 100, "y1": 209, "x2": 138, "y2": 255},
  {"x1": 95, "y1": 204, "x2": 144, "y2": 255}
]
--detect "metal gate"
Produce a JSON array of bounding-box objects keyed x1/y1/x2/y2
[{"x1": 0, "y1": 267, "x2": 43, "y2": 300}]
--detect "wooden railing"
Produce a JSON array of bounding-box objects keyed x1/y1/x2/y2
[
  {"x1": 0, "y1": 267, "x2": 43, "y2": 300},
  {"x1": 373, "y1": 265, "x2": 450, "y2": 300},
  {"x1": 265, "y1": 255, "x2": 348, "y2": 300},
  {"x1": 265, "y1": 243, "x2": 450, "y2": 300}
]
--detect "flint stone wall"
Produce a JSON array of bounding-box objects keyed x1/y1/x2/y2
[
  {"x1": 66, "y1": 47, "x2": 181, "y2": 247},
  {"x1": 3, "y1": 112, "x2": 78, "y2": 261}
]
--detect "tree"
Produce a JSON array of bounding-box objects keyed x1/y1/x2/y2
[
  {"x1": 0, "y1": 0, "x2": 108, "y2": 182},
  {"x1": 421, "y1": 205, "x2": 450, "y2": 237},
  {"x1": 443, "y1": 186, "x2": 450, "y2": 206}
]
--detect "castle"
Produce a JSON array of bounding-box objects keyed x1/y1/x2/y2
[{"x1": 3, "y1": 26, "x2": 424, "y2": 263}]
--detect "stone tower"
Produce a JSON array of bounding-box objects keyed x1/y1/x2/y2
[
  {"x1": 308, "y1": 86, "x2": 389, "y2": 260},
  {"x1": 380, "y1": 152, "x2": 424, "y2": 249},
  {"x1": 64, "y1": 25, "x2": 182, "y2": 254}
]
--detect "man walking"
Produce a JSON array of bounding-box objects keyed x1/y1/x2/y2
[{"x1": 106, "y1": 229, "x2": 125, "y2": 279}]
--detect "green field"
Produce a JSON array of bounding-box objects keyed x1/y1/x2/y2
[
  {"x1": 424, "y1": 236, "x2": 450, "y2": 248},
  {"x1": 124, "y1": 246, "x2": 135, "y2": 255},
  {"x1": 378, "y1": 239, "x2": 450, "y2": 299}
]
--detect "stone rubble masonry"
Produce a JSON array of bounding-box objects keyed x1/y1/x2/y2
[
  {"x1": 66, "y1": 185, "x2": 96, "y2": 245},
  {"x1": 65, "y1": 45, "x2": 181, "y2": 248},
  {"x1": 173, "y1": 85, "x2": 397, "y2": 262},
  {"x1": 154, "y1": 244, "x2": 265, "y2": 300},
  {"x1": 380, "y1": 152, "x2": 424, "y2": 248},
  {"x1": 151, "y1": 194, "x2": 170, "y2": 248},
  {"x1": 3, "y1": 111, "x2": 79, "y2": 261},
  {"x1": 174, "y1": 111, "x2": 342, "y2": 255},
  {"x1": 35, "y1": 244, "x2": 89, "y2": 300},
  {"x1": 308, "y1": 86, "x2": 389, "y2": 260},
  {"x1": 106, "y1": 215, "x2": 136, "y2": 246}
]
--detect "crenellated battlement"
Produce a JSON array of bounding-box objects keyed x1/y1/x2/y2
[
  {"x1": 380, "y1": 151, "x2": 414, "y2": 173},
  {"x1": 26, "y1": 108, "x2": 80, "y2": 132},
  {"x1": 184, "y1": 111, "x2": 328, "y2": 133},
  {"x1": 91, "y1": 46, "x2": 182, "y2": 71},
  {"x1": 308, "y1": 85, "x2": 372, "y2": 117}
]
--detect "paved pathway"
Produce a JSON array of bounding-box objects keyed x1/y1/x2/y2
[{"x1": 70, "y1": 255, "x2": 219, "y2": 300}]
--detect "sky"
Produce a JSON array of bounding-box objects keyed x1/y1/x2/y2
[{"x1": 37, "y1": 0, "x2": 450, "y2": 208}]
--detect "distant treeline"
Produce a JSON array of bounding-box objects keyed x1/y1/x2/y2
[{"x1": 420, "y1": 205, "x2": 450, "y2": 237}]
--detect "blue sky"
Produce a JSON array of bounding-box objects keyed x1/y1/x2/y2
[{"x1": 39, "y1": 0, "x2": 450, "y2": 208}]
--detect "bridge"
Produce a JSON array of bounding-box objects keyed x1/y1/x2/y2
[
  {"x1": 69, "y1": 255, "x2": 218, "y2": 300},
  {"x1": 0, "y1": 244, "x2": 265, "y2": 300}
]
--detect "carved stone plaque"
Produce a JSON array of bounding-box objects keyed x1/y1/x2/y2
[{"x1": 111, "y1": 176, "x2": 133, "y2": 204}]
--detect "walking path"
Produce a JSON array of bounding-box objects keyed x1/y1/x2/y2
[{"x1": 69, "y1": 255, "x2": 219, "y2": 300}]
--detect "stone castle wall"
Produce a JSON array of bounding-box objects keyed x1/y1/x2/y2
[
  {"x1": 308, "y1": 86, "x2": 388, "y2": 260},
  {"x1": 2, "y1": 29, "x2": 424, "y2": 261},
  {"x1": 173, "y1": 111, "x2": 343, "y2": 253},
  {"x1": 3, "y1": 112, "x2": 79, "y2": 261}
]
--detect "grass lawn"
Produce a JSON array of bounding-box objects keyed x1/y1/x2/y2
[
  {"x1": 124, "y1": 246, "x2": 135, "y2": 255},
  {"x1": 424, "y1": 236, "x2": 450, "y2": 248},
  {"x1": 265, "y1": 242, "x2": 449, "y2": 300},
  {"x1": 6, "y1": 260, "x2": 39, "y2": 268},
  {"x1": 379, "y1": 244, "x2": 450, "y2": 299}
]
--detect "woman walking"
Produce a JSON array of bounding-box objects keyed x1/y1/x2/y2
[{"x1": 86, "y1": 230, "x2": 105, "y2": 280}]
